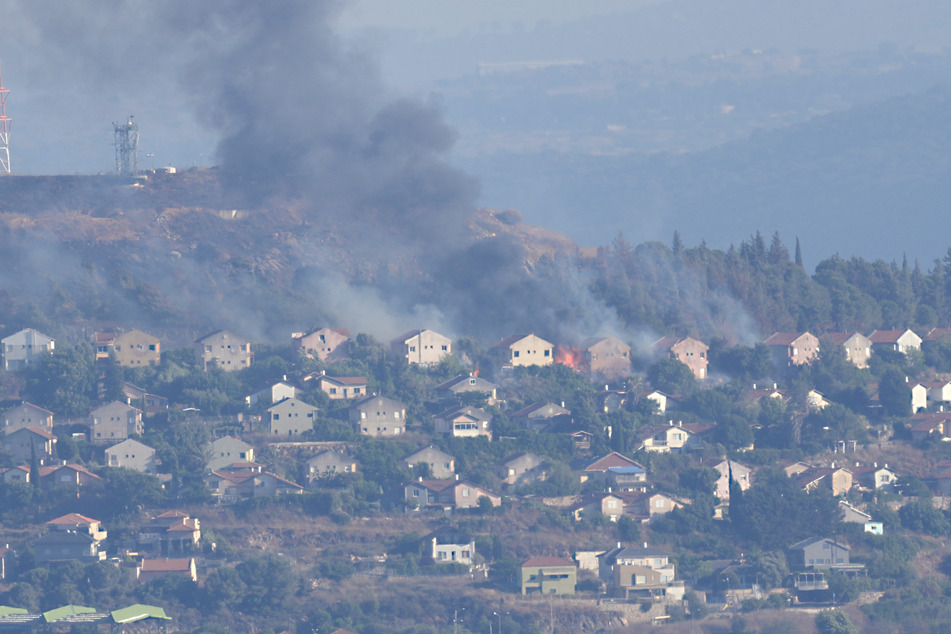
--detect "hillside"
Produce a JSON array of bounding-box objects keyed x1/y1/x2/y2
[{"x1": 0, "y1": 170, "x2": 580, "y2": 346}]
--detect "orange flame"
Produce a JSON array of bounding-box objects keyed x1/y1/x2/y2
[{"x1": 555, "y1": 345, "x2": 587, "y2": 373}]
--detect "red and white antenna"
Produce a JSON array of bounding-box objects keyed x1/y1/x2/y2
[{"x1": 0, "y1": 63, "x2": 10, "y2": 174}]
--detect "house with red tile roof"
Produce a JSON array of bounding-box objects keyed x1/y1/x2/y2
[
  {"x1": 316, "y1": 374, "x2": 369, "y2": 400},
  {"x1": 763, "y1": 332, "x2": 819, "y2": 366},
  {"x1": 0, "y1": 427, "x2": 55, "y2": 462},
  {"x1": 869, "y1": 329, "x2": 922, "y2": 355},
  {"x1": 137, "y1": 557, "x2": 197, "y2": 583}
]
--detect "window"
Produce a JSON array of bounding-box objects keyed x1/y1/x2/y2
[
  {"x1": 441, "y1": 345, "x2": 448, "y2": 351},
  {"x1": 514, "y1": 350, "x2": 520, "y2": 358},
  {"x1": 544, "y1": 350, "x2": 550, "y2": 357}
]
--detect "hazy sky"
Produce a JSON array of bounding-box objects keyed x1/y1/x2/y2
[{"x1": 3, "y1": 1, "x2": 951, "y2": 177}]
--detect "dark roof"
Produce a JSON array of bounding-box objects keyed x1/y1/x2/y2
[
  {"x1": 763, "y1": 332, "x2": 814, "y2": 346},
  {"x1": 522, "y1": 556, "x2": 575, "y2": 567}
]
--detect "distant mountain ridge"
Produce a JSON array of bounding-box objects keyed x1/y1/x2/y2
[{"x1": 463, "y1": 84, "x2": 951, "y2": 264}]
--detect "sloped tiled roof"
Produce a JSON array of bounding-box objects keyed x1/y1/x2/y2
[{"x1": 522, "y1": 556, "x2": 575, "y2": 567}]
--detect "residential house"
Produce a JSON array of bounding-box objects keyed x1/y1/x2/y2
[
  {"x1": 0, "y1": 465, "x2": 31, "y2": 484},
  {"x1": 745, "y1": 384, "x2": 789, "y2": 405},
  {"x1": 306, "y1": 450, "x2": 357, "y2": 479},
  {"x1": 869, "y1": 329, "x2": 922, "y2": 355},
  {"x1": 137, "y1": 558, "x2": 197, "y2": 583},
  {"x1": 38, "y1": 464, "x2": 103, "y2": 491},
  {"x1": 35, "y1": 513, "x2": 107, "y2": 563},
  {"x1": 650, "y1": 336, "x2": 709, "y2": 379},
  {"x1": 635, "y1": 421, "x2": 712, "y2": 453},
  {"x1": 635, "y1": 389, "x2": 671, "y2": 414},
  {"x1": 404, "y1": 479, "x2": 501, "y2": 510},
  {"x1": 598, "y1": 545, "x2": 679, "y2": 600},
  {"x1": 194, "y1": 330, "x2": 251, "y2": 372},
  {"x1": 351, "y1": 395, "x2": 406, "y2": 437},
  {"x1": 0, "y1": 427, "x2": 55, "y2": 463},
  {"x1": 924, "y1": 379, "x2": 951, "y2": 406},
  {"x1": 763, "y1": 332, "x2": 820, "y2": 366},
  {"x1": 850, "y1": 463, "x2": 898, "y2": 490},
  {"x1": 2, "y1": 328, "x2": 54, "y2": 371},
  {"x1": 246, "y1": 380, "x2": 297, "y2": 407},
  {"x1": 499, "y1": 452, "x2": 545, "y2": 486},
  {"x1": 839, "y1": 501, "x2": 873, "y2": 525},
  {"x1": 424, "y1": 526, "x2": 475, "y2": 566},
  {"x1": 139, "y1": 511, "x2": 201, "y2": 554},
  {"x1": 908, "y1": 381, "x2": 929, "y2": 413},
  {"x1": 402, "y1": 446, "x2": 455, "y2": 479},
  {"x1": 205, "y1": 470, "x2": 303, "y2": 502},
  {"x1": 111, "y1": 329, "x2": 161, "y2": 367},
  {"x1": 807, "y1": 390, "x2": 832, "y2": 411},
  {"x1": 316, "y1": 374, "x2": 368, "y2": 400},
  {"x1": 568, "y1": 430, "x2": 593, "y2": 450},
  {"x1": 583, "y1": 337, "x2": 632, "y2": 378},
  {"x1": 121, "y1": 383, "x2": 168, "y2": 416},
  {"x1": 104, "y1": 438, "x2": 157, "y2": 473},
  {"x1": 787, "y1": 537, "x2": 856, "y2": 570},
  {"x1": 822, "y1": 332, "x2": 873, "y2": 369},
  {"x1": 443, "y1": 479, "x2": 502, "y2": 510},
  {"x1": 620, "y1": 491, "x2": 685, "y2": 520},
  {"x1": 267, "y1": 398, "x2": 318, "y2": 437},
  {"x1": 94, "y1": 332, "x2": 116, "y2": 361},
  {"x1": 490, "y1": 333, "x2": 554, "y2": 368},
  {"x1": 434, "y1": 374, "x2": 499, "y2": 404},
  {"x1": 574, "y1": 452, "x2": 646, "y2": 485},
  {"x1": 568, "y1": 493, "x2": 627, "y2": 522},
  {"x1": 520, "y1": 557, "x2": 577, "y2": 595},
  {"x1": 699, "y1": 458, "x2": 752, "y2": 502},
  {"x1": 292, "y1": 327, "x2": 350, "y2": 361},
  {"x1": 511, "y1": 402, "x2": 572, "y2": 432},
  {"x1": 795, "y1": 466, "x2": 853, "y2": 496},
  {"x1": 206, "y1": 436, "x2": 255, "y2": 471},
  {"x1": 390, "y1": 329, "x2": 452, "y2": 366},
  {"x1": 2, "y1": 402, "x2": 54, "y2": 435},
  {"x1": 910, "y1": 412, "x2": 951, "y2": 442},
  {"x1": 88, "y1": 401, "x2": 143, "y2": 445},
  {"x1": 434, "y1": 405, "x2": 492, "y2": 440}
]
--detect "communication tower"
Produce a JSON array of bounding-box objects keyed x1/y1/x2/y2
[
  {"x1": 113, "y1": 115, "x2": 139, "y2": 176},
  {"x1": 0, "y1": 63, "x2": 11, "y2": 174}
]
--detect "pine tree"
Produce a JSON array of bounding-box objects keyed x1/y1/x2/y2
[{"x1": 795, "y1": 237, "x2": 803, "y2": 268}]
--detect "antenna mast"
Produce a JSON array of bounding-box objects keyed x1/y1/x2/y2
[
  {"x1": 0, "y1": 63, "x2": 11, "y2": 174},
  {"x1": 113, "y1": 115, "x2": 139, "y2": 176}
]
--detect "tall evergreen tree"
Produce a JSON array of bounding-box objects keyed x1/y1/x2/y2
[{"x1": 795, "y1": 237, "x2": 803, "y2": 268}]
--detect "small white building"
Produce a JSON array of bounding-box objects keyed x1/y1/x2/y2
[
  {"x1": 390, "y1": 329, "x2": 452, "y2": 366},
  {"x1": 105, "y1": 438, "x2": 158, "y2": 473},
  {"x1": 2, "y1": 328, "x2": 55, "y2": 371},
  {"x1": 267, "y1": 398, "x2": 318, "y2": 437},
  {"x1": 206, "y1": 436, "x2": 255, "y2": 471}
]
